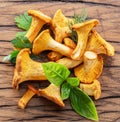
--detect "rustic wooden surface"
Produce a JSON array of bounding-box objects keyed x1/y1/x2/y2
[{"x1": 0, "y1": 0, "x2": 120, "y2": 122}]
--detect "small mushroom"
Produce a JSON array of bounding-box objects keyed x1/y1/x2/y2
[
  {"x1": 18, "y1": 85, "x2": 39, "y2": 109},
  {"x1": 12, "y1": 48, "x2": 47, "y2": 89},
  {"x1": 56, "y1": 57, "x2": 83, "y2": 69},
  {"x1": 63, "y1": 37, "x2": 76, "y2": 49},
  {"x1": 39, "y1": 83, "x2": 65, "y2": 107},
  {"x1": 71, "y1": 19, "x2": 99, "y2": 60},
  {"x1": 47, "y1": 51, "x2": 63, "y2": 61},
  {"x1": 25, "y1": 9, "x2": 51, "y2": 43},
  {"x1": 52, "y1": 9, "x2": 72, "y2": 43},
  {"x1": 32, "y1": 29, "x2": 73, "y2": 57},
  {"x1": 86, "y1": 30, "x2": 115, "y2": 56},
  {"x1": 74, "y1": 51, "x2": 103, "y2": 83},
  {"x1": 80, "y1": 80, "x2": 101, "y2": 100}
]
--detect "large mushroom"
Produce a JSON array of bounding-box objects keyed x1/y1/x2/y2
[
  {"x1": 32, "y1": 29, "x2": 73, "y2": 57},
  {"x1": 12, "y1": 48, "x2": 47, "y2": 89},
  {"x1": 52, "y1": 9, "x2": 72, "y2": 43},
  {"x1": 74, "y1": 51, "x2": 103, "y2": 83},
  {"x1": 71, "y1": 19, "x2": 99, "y2": 60},
  {"x1": 25, "y1": 9, "x2": 51, "y2": 43}
]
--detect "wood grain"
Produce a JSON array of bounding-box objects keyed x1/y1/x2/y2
[{"x1": 0, "y1": 1, "x2": 120, "y2": 122}]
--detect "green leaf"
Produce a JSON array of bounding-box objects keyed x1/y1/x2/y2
[
  {"x1": 11, "y1": 36, "x2": 32, "y2": 49},
  {"x1": 70, "y1": 87, "x2": 98, "y2": 121},
  {"x1": 16, "y1": 31, "x2": 27, "y2": 37},
  {"x1": 61, "y1": 83, "x2": 71, "y2": 100},
  {"x1": 3, "y1": 50, "x2": 20, "y2": 64},
  {"x1": 67, "y1": 77, "x2": 80, "y2": 87},
  {"x1": 42, "y1": 62, "x2": 70, "y2": 86},
  {"x1": 15, "y1": 12, "x2": 32, "y2": 30}
]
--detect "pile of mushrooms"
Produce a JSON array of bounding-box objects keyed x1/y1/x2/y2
[{"x1": 12, "y1": 9, "x2": 115, "y2": 109}]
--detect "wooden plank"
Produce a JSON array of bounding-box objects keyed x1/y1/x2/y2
[{"x1": 0, "y1": 1, "x2": 120, "y2": 122}]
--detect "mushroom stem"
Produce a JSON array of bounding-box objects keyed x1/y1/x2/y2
[
  {"x1": 25, "y1": 10, "x2": 51, "y2": 43},
  {"x1": 32, "y1": 29, "x2": 73, "y2": 57},
  {"x1": 84, "y1": 51, "x2": 97, "y2": 71},
  {"x1": 56, "y1": 57, "x2": 83, "y2": 69},
  {"x1": 18, "y1": 85, "x2": 39, "y2": 109}
]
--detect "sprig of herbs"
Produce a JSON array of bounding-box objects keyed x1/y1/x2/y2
[
  {"x1": 3, "y1": 12, "x2": 32, "y2": 64},
  {"x1": 42, "y1": 62, "x2": 98, "y2": 121}
]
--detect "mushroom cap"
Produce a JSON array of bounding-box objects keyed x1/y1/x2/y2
[
  {"x1": 71, "y1": 19, "x2": 99, "y2": 60},
  {"x1": 86, "y1": 30, "x2": 115, "y2": 56},
  {"x1": 28, "y1": 9, "x2": 51, "y2": 23},
  {"x1": 74, "y1": 51, "x2": 103, "y2": 83},
  {"x1": 80, "y1": 79, "x2": 101, "y2": 100},
  {"x1": 12, "y1": 48, "x2": 46, "y2": 89},
  {"x1": 39, "y1": 83, "x2": 65, "y2": 107}
]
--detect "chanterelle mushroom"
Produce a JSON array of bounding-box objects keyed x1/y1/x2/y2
[
  {"x1": 71, "y1": 19, "x2": 99, "y2": 60},
  {"x1": 80, "y1": 80, "x2": 101, "y2": 100},
  {"x1": 74, "y1": 51, "x2": 103, "y2": 83},
  {"x1": 25, "y1": 9, "x2": 51, "y2": 43},
  {"x1": 39, "y1": 83, "x2": 65, "y2": 107},
  {"x1": 12, "y1": 48, "x2": 47, "y2": 89},
  {"x1": 63, "y1": 37, "x2": 76, "y2": 49},
  {"x1": 32, "y1": 29, "x2": 73, "y2": 57},
  {"x1": 52, "y1": 9, "x2": 72, "y2": 43},
  {"x1": 47, "y1": 51, "x2": 63, "y2": 61},
  {"x1": 86, "y1": 30, "x2": 115, "y2": 56}
]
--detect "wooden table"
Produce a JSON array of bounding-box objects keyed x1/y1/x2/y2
[{"x1": 0, "y1": 0, "x2": 120, "y2": 122}]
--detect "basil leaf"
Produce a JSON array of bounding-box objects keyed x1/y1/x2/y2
[
  {"x1": 61, "y1": 83, "x2": 71, "y2": 100},
  {"x1": 67, "y1": 77, "x2": 80, "y2": 87},
  {"x1": 15, "y1": 12, "x2": 32, "y2": 30},
  {"x1": 42, "y1": 62, "x2": 70, "y2": 86},
  {"x1": 11, "y1": 36, "x2": 32, "y2": 49},
  {"x1": 70, "y1": 87, "x2": 98, "y2": 121}
]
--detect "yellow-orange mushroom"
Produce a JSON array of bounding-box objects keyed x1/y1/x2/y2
[
  {"x1": 25, "y1": 9, "x2": 51, "y2": 43},
  {"x1": 71, "y1": 19, "x2": 99, "y2": 60},
  {"x1": 47, "y1": 51, "x2": 63, "y2": 61},
  {"x1": 32, "y1": 29, "x2": 73, "y2": 57},
  {"x1": 52, "y1": 9, "x2": 72, "y2": 43},
  {"x1": 12, "y1": 48, "x2": 47, "y2": 89},
  {"x1": 74, "y1": 51, "x2": 103, "y2": 83},
  {"x1": 63, "y1": 37, "x2": 76, "y2": 49}
]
